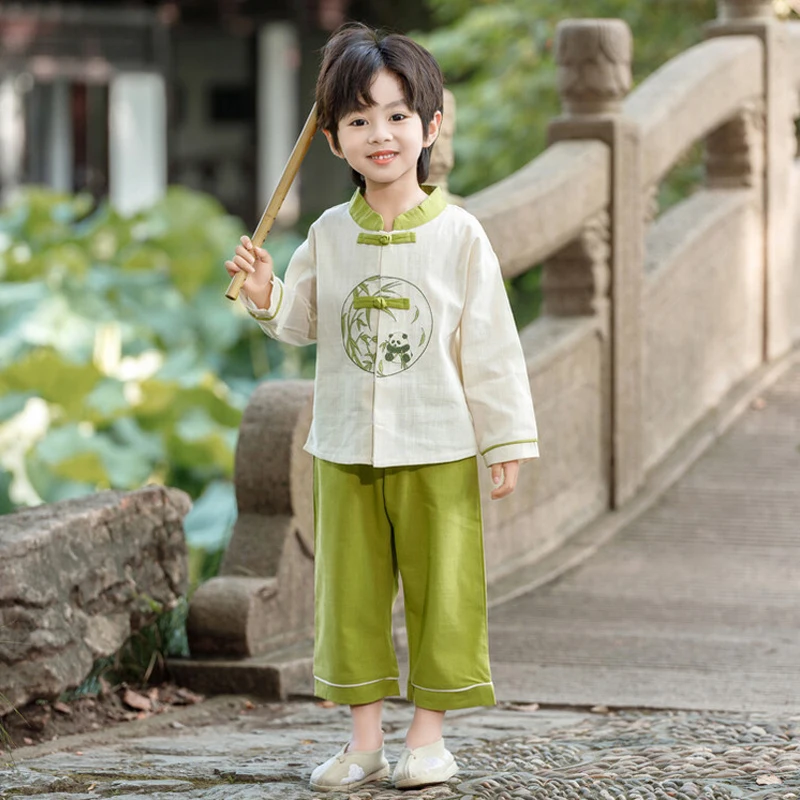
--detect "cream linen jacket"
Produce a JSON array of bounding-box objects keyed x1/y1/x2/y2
[{"x1": 241, "y1": 186, "x2": 539, "y2": 468}]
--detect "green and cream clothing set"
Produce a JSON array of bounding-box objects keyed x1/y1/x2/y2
[{"x1": 241, "y1": 186, "x2": 539, "y2": 709}]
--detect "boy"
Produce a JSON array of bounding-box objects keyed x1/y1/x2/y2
[{"x1": 224, "y1": 22, "x2": 538, "y2": 792}]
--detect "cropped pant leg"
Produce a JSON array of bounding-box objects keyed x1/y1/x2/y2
[
  {"x1": 312, "y1": 458, "x2": 401, "y2": 705},
  {"x1": 386, "y1": 457, "x2": 495, "y2": 711}
]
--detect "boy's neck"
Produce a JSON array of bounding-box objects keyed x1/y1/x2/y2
[{"x1": 363, "y1": 180, "x2": 429, "y2": 232}]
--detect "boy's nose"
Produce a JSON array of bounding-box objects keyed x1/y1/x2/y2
[{"x1": 368, "y1": 124, "x2": 392, "y2": 143}]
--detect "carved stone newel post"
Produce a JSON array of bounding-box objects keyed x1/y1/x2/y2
[
  {"x1": 169, "y1": 380, "x2": 316, "y2": 699},
  {"x1": 716, "y1": 0, "x2": 773, "y2": 19},
  {"x1": 547, "y1": 18, "x2": 643, "y2": 508},
  {"x1": 554, "y1": 19, "x2": 632, "y2": 117}
]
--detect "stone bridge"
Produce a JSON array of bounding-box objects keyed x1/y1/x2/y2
[{"x1": 169, "y1": 0, "x2": 800, "y2": 700}]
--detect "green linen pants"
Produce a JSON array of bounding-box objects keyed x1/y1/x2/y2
[{"x1": 312, "y1": 456, "x2": 496, "y2": 711}]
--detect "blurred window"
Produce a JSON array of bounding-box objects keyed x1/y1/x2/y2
[{"x1": 209, "y1": 85, "x2": 254, "y2": 123}]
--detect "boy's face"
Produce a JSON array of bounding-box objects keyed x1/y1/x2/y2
[{"x1": 324, "y1": 69, "x2": 441, "y2": 192}]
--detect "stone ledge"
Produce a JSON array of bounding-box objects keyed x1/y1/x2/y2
[
  {"x1": 0, "y1": 486, "x2": 190, "y2": 713},
  {"x1": 167, "y1": 639, "x2": 313, "y2": 701}
]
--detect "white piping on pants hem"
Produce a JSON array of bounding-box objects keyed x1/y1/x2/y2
[
  {"x1": 315, "y1": 675, "x2": 399, "y2": 689},
  {"x1": 411, "y1": 681, "x2": 494, "y2": 693}
]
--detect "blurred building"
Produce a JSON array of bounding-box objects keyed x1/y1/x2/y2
[{"x1": 0, "y1": 0, "x2": 429, "y2": 226}]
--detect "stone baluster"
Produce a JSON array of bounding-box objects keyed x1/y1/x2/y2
[
  {"x1": 705, "y1": 99, "x2": 765, "y2": 189},
  {"x1": 542, "y1": 211, "x2": 610, "y2": 317},
  {"x1": 642, "y1": 184, "x2": 660, "y2": 227},
  {"x1": 547, "y1": 18, "x2": 643, "y2": 508},
  {"x1": 427, "y1": 88, "x2": 460, "y2": 204},
  {"x1": 706, "y1": 0, "x2": 795, "y2": 361}
]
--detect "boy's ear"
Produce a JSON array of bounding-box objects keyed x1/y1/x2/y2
[
  {"x1": 423, "y1": 110, "x2": 443, "y2": 148},
  {"x1": 323, "y1": 129, "x2": 344, "y2": 159}
]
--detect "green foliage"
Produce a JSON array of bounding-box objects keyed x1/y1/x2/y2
[
  {"x1": 415, "y1": 0, "x2": 717, "y2": 197},
  {"x1": 62, "y1": 598, "x2": 190, "y2": 697},
  {"x1": 507, "y1": 266, "x2": 542, "y2": 330},
  {"x1": 0, "y1": 186, "x2": 310, "y2": 560},
  {"x1": 67, "y1": 548, "x2": 222, "y2": 695},
  {"x1": 658, "y1": 140, "x2": 706, "y2": 213}
]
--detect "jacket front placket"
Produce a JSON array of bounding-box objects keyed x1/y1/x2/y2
[
  {"x1": 366, "y1": 231, "x2": 389, "y2": 465},
  {"x1": 373, "y1": 239, "x2": 385, "y2": 464},
  {"x1": 353, "y1": 230, "x2": 415, "y2": 463}
]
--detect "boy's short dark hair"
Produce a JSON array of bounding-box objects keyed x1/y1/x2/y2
[{"x1": 316, "y1": 23, "x2": 444, "y2": 190}]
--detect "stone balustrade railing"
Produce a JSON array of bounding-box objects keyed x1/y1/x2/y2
[
  {"x1": 468, "y1": 141, "x2": 610, "y2": 278},
  {"x1": 626, "y1": 36, "x2": 763, "y2": 188},
  {"x1": 172, "y1": 0, "x2": 800, "y2": 696}
]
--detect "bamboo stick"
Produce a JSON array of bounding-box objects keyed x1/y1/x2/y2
[{"x1": 225, "y1": 104, "x2": 318, "y2": 301}]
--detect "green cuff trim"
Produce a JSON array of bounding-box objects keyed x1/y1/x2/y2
[
  {"x1": 357, "y1": 231, "x2": 416, "y2": 246},
  {"x1": 407, "y1": 682, "x2": 496, "y2": 711},
  {"x1": 349, "y1": 185, "x2": 447, "y2": 231},
  {"x1": 314, "y1": 677, "x2": 400, "y2": 706},
  {"x1": 246, "y1": 279, "x2": 283, "y2": 321},
  {"x1": 353, "y1": 296, "x2": 410, "y2": 311},
  {"x1": 480, "y1": 439, "x2": 539, "y2": 456}
]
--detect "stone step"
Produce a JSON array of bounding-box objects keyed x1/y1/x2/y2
[{"x1": 167, "y1": 639, "x2": 313, "y2": 701}]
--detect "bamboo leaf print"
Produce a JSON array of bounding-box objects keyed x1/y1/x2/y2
[
  {"x1": 378, "y1": 359, "x2": 384, "y2": 375},
  {"x1": 419, "y1": 329, "x2": 426, "y2": 346},
  {"x1": 412, "y1": 306, "x2": 420, "y2": 323}
]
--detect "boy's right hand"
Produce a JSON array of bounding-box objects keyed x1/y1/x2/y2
[{"x1": 225, "y1": 235, "x2": 274, "y2": 305}]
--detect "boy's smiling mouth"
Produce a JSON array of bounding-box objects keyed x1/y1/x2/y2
[{"x1": 369, "y1": 151, "x2": 398, "y2": 162}]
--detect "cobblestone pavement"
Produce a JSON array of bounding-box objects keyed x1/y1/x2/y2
[{"x1": 2, "y1": 699, "x2": 799, "y2": 799}]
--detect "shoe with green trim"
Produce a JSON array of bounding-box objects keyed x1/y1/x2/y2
[
  {"x1": 309, "y1": 742, "x2": 390, "y2": 792},
  {"x1": 392, "y1": 738, "x2": 459, "y2": 789}
]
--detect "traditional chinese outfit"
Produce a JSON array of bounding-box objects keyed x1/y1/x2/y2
[{"x1": 240, "y1": 185, "x2": 539, "y2": 709}]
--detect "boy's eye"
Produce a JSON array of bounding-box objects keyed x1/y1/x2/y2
[
  {"x1": 390, "y1": 113, "x2": 408, "y2": 122},
  {"x1": 349, "y1": 118, "x2": 367, "y2": 127}
]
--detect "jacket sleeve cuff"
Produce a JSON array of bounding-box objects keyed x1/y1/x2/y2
[
  {"x1": 240, "y1": 277, "x2": 283, "y2": 321},
  {"x1": 481, "y1": 440, "x2": 539, "y2": 467}
]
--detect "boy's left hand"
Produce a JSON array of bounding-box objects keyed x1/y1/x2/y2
[{"x1": 490, "y1": 460, "x2": 519, "y2": 500}]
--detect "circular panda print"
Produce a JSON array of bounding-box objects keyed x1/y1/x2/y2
[{"x1": 340, "y1": 275, "x2": 433, "y2": 378}]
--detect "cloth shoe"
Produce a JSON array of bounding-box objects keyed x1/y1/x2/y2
[
  {"x1": 309, "y1": 742, "x2": 390, "y2": 792},
  {"x1": 392, "y1": 738, "x2": 459, "y2": 789}
]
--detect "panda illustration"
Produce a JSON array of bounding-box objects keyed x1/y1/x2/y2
[{"x1": 384, "y1": 331, "x2": 412, "y2": 367}]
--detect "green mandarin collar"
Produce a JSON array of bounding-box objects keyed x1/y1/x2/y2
[{"x1": 349, "y1": 185, "x2": 447, "y2": 232}]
